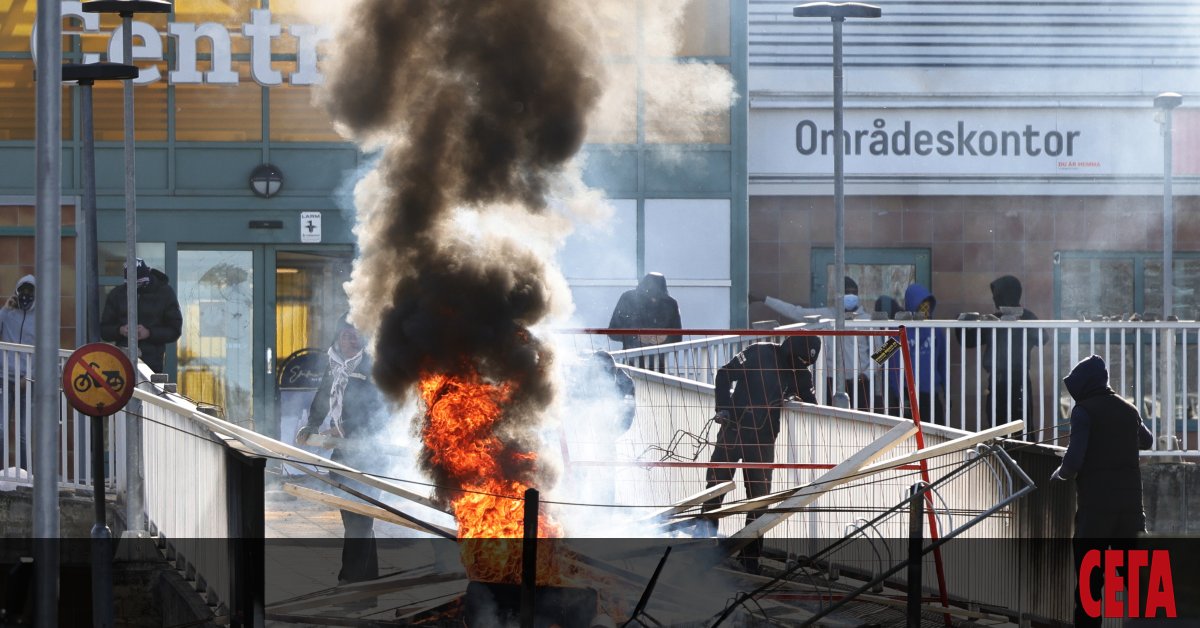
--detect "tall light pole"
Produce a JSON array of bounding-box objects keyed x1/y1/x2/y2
[
  {"x1": 1154, "y1": 92, "x2": 1181, "y2": 319},
  {"x1": 793, "y1": 2, "x2": 880, "y2": 407},
  {"x1": 82, "y1": 0, "x2": 174, "y2": 542},
  {"x1": 1155, "y1": 91, "x2": 1182, "y2": 447},
  {"x1": 34, "y1": 0, "x2": 62, "y2": 623}
]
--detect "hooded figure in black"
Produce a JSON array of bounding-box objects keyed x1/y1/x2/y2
[
  {"x1": 100, "y1": 258, "x2": 183, "y2": 374},
  {"x1": 701, "y1": 335, "x2": 821, "y2": 570},
  {"x1": 1051, "y1": 355, "x2": 1153, "y2": 628},
  {"x1": 296, "y1": 316, "x2": 387, "y2": 583},
  {"x1": 959, "y1": 275, "x2": 1044, "y2": 423},
  {"x1": 607, "y1": 272, "x2": 683, "y2": 350}
]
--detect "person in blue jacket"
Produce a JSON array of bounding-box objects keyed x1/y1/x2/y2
[{"x1": 887, "y1": 283, "x2": 948, "y2": 425}]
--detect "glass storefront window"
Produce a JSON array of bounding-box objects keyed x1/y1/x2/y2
[
  {"x1": 98, "y1": 242, "x2": 165, "y2": 279},
  {"x1": 678, "y1": 0, "x2": 731, "y2": 57},
  {"x1": 268, "y1": 63, "x2": 343, "y2": 143},
  {"x1": 90, "y1": 61, "x2": 169, "y2": 142},
  {"x1": 1059, "y1": 256, "x2": 1135, "y2": 319},
  {"x1": 643, "y1": 62, "x2": 731, "y2": 144},
  {"x1": 175, "y1": 65, "x2": 263, "y2": 142},
  {"x1": 0, "y1": 60, "x2": 72, "y2": 140},
  {"x1": 177, "y1": 249, "x2": 255, "y2": 424},
  {"x1": 586, "y1": 63, "x2": 638, "y2": 145}
]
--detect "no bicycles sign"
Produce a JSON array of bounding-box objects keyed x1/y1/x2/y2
[{"x1": 62, "y1": 343, "x2": 135, "y2": 417}]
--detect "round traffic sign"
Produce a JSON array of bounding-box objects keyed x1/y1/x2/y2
[{"x1": 62, "y1": 343, "x2": 136, "y2": 416}]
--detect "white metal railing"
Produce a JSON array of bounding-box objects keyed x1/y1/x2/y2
[
  {"x1": 0, "y1": 342, "x2": 123, "y2": 491},
  {"x1": 137, "y1": 376, "x2": 240, "y2": 610},
  {"x1": 610, "y1": 320, "x2": 1200, "y2": 455}
]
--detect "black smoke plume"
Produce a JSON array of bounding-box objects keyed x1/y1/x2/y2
[{"x1": 320, "y1": 0, "x2": 602, "y2": 498}]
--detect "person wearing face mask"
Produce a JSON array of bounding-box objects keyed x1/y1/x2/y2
[
  {"x1": 749, "y1": 277, "x2": 875, "y2": 409},
  {"x1": 100, "y1": 258, "x2": 183, "y2": 374},
  {"x1": 0, "y1": 275, "x2": 35, "y2": 469},
  {"x1": 886, "y1": 283, "x2": 947, "y2": 425}
]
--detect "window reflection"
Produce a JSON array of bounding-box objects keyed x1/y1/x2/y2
[{"x1": 177, "y1": 250, "x2": 255, "y2": 425}]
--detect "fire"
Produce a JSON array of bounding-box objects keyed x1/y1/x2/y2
[{"x1": 419, "y1": 370, "x2": 564, "y2": 584}]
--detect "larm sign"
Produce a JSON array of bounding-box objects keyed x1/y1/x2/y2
[{"x1": 35, "y1": 1, "x2": 331, "y2": 86}]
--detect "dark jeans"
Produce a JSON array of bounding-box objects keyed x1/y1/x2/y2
[
  {"x1": 1072, "y1": 508, "x2": 1146, "y2": 628},
  {"x1": 331, "y1": 447, "x2": 380, "y2": 584},
  {"x1": 701, "y1": 421, "x2": 777, "y2": 570}
]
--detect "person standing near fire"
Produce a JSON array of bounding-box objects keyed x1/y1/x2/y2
[
  {"x1": 1051, "y1": 354, "x2": 1153, "y2": 628},
  {"x1": 296, "y1": 315, "x2": 387, "y2": 584},
  {"x1": 700, "y1": 334, "x2": 821, "y2": 571},
  {"x1": 607, "y1": 272, "x2": 683, "y2": 350}
]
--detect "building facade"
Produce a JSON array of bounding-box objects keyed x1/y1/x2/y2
[
  {"x1": 746, "y1": 0, "x2": 1200, "y2": 323},
  {"x1": 0, "y1": 0, "x2": 748, "y2": 436}
]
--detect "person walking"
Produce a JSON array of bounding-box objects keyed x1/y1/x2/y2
[
  {"x1": 0, "y1": 275, "x2": 35, "y2": 469},
  {"x1": 701, "y1": 335, "x2": 821, "y2": 571},
  {"x1": 887, "y1": 283, "x2": 947, "y2": 425},
  {"x1": 99, "y1": 258, "x2": 183, "y2": 374},
  {"x1": 607, "y1": 272, "x2": 683, "y2": 350},
  {"x1": 750, "y1": 277, "x2": 875, "y2": 409},
  {"x1": 960, "y1": 275, "x2": 1044, "y2": 424},
  {"x1": 1051, "y1": 354, "x2": 1153, "y2": 628},
  {"x1": 296, "y1": 316, "x2": 387, "y2": 584}
]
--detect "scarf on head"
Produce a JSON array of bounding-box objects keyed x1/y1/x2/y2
[{"x1": 327, "y1": 345, "x2": 364, "y2": 434}]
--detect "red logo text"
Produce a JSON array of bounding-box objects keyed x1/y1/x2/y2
[{"x1": 1079, "y1": 549, "x2": 1176, "y2": 618}]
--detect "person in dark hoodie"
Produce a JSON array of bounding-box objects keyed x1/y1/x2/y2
[
  {"x1": 296, "y1": 316, "x2": 387, "y2": 584},
  {"x1": 701, "y1": 334, "x2": 821, "y2": 570},
  {"x1": 0, "y1": 275, "x2": 35, "y2": 469},
  {"x1": 100, "y1": 258, "x2": 183, "y2": 374},
  {"x1": 886, "y1": 284, "x2": 947, "y2": 425},
  {"x1": 607, "y1": 272, "x2": 683, "y2": 350},
  {"x1": 960, "y1": 275, "x2": 1044, "y2": 424},
  {"x1": 1051, "y1": 355, "x2": 1153, "y2": 628}
]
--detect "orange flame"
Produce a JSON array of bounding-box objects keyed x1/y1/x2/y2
[{"x1": 419, "y1": 370, "x2": 564, "y2": 584}]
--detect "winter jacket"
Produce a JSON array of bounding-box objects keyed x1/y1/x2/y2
[
  {"x1": 0, "y1": 275, "x2": 36, "y2": 380},
  {"x1": 887, "y1": 284, "x2": 947, "y2": 395},
  {"x1": 960, "y1": 275, "x2": 1043, "y2": 383},
  {"x1": 608, "y1": 273, "x2": 683, "y2": 350},
  {"x1": 99, "y1": 268, "x2": 183, "y2": 373},
  {"x1": 713, "y1": 337, "x2": 820, "y2": 440},
  {"x1": 1054, "y1": 355, "x2": 1152, "y2": 514},
  {"x1": 0, "y1": 275, "x2": 35, "y2": 346}
]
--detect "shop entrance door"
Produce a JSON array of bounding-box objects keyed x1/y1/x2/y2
[{"x1": 175, "y1": 245, "x2": 354, "y2": 438}]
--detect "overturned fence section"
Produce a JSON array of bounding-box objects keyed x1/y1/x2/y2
[
  {"x1": 598, "y1": 320, "x2": 1200, "y2": 455},
  {"x1": 558, "y1": 329, "x2": 1076, "y2": 622}
]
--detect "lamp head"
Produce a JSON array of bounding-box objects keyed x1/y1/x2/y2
[
  {"x1": 1155, "y1": 92, "x2": 1183, "y2": 110},
  {"x1": 794, "y1": 2, "x2": 882, "y2": 19}
]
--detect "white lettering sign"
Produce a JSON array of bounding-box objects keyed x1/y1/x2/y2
[
  {"x1": 33, "y1": 2, "x2": 331, "y2": 87},
  {"x1": 750, "y1": 109, "x2": 1164, "y2": 178}
]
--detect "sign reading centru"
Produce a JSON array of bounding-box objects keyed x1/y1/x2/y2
[{"x1": 62, "y1": 343, "x2": 136, "y2": 417}]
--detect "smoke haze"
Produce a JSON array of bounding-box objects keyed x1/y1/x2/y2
[{"x1": 318, "y1": 0, "x2": 735, "y2": 514}]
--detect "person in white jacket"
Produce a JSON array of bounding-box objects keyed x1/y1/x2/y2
[
  {"x1": 0, "y1": 275, "x2": 34, "y2": 469},
  {"x1": 750, "y1": 277, "x2": 877, "y2": 409}
]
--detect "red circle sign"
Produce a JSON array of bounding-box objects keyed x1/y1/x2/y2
[{"x1": 62, "y1": 343, "x2": 136, "y2": 417}]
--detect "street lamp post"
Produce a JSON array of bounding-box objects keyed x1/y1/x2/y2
[
  {"x1": 62, "y1": 61, "x2": 138, "y2": 628},
  {"x1": 1154, "y1": 91, "x2": 1182, "y2": 447},
  {"x1": 81, "y1": 0, "x2": 174, "y2": 541},
  {"x1": 1154, "y1": 92, "x2": 1182, "y2": 320},
  {"x1": 793, "y1": 2, "x2": 880, "y2": 407}
]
